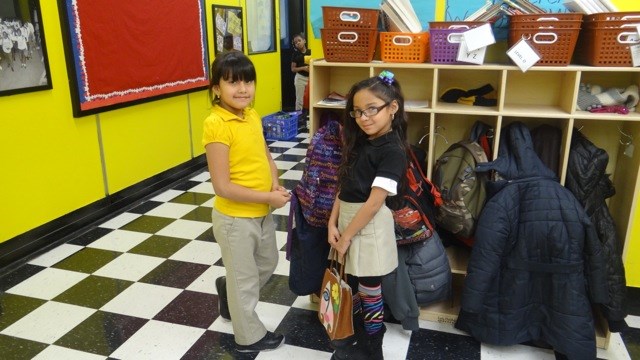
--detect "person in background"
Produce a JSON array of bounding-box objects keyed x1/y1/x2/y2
[
  {"x1": 202, "y1": 51, "x2": 290, "y2": 353},
  {"x1": 291, "y1": 33, "x2": 310, "y2": 111},
  {"x1": 327, "y1": 71, "x2": 408, "y2": 360},
  {"x1": 222, "y1": 33, "x2": 234, "y2": 53}
]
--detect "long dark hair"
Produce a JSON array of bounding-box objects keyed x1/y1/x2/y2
[
  {"x1": 339, "y1": 75, "x2": 409, "y2": 201},
  {"x1": 208, "y1": 51, "x2": 257, "y2": 105}
]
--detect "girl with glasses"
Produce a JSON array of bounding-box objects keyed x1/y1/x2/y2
[{"x1": 327, "y1": 71, "x2": 409, "y2": 360}]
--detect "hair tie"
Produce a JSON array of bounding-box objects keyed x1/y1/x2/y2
[{"x1": 378, "y1": 70, "x2": 395, "y2": 85}]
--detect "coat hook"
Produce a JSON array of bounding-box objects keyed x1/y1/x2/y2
[
  {"x1": 418, "y1": 125, "x2": 429, "y2": 145},
  {"x1": 435, "y1": 125, "x2": 449, "y2": 144},
  {"x1": 618, "y1": 125, "x2": 633, "y2": 146}
]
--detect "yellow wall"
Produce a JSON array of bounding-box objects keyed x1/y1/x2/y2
[
  {"x1": 2, "y1": 0, "x2": 639, "y2": 286},
  {"x1": 0, "y1": 0, "x2": 282, "y2": 243}
]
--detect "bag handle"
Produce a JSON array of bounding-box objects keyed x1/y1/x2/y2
[{"x1": 328, "y1": 248, "x2": 348, "y2": 282}]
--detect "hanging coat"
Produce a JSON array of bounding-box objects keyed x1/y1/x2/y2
[
  {"x1": 565, "y1": 130, "x2": 628, "y2": 332},
  {"x1": 455, "y1": 122, "x2": 608, "y2": 360}
]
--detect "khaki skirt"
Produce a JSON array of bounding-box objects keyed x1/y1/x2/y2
[{"x1": 338, "y1": 200, "x2": 398, "y2": 277}]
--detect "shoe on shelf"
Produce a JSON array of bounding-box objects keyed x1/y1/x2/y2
[
  {"x1": 215, "y1": 276, "x2": 231, "y2": 321},
  {"x1": 236, "y1": 331, "x2": 285, "y2": 353}
]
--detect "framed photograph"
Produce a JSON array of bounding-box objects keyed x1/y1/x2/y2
[
  {"x1": 58, "y1": 0, "x2": 209, "y2": 117},
  {"x1": 0, "y1": 0, "x2": 52, "y2": 96},
  {"x1": 212, "y1": 5, "x2": 243, "y2": 54},
  {"x1": 246, "y1": 0, "x2": 276, "y2": 54}
]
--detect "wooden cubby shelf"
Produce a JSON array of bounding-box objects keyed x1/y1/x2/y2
[{"x1": 310, "y1": 60, "x2": 640, "y2": 349}]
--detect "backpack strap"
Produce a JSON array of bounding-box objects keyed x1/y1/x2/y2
[
  {"x1": 457, "y1": 140, "x2": 489, "y2": 164},
  {"x1": 407, "y1": 146, "x2": 443, "y2": 207}
]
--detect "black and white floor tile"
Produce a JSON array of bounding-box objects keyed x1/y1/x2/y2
[{"x1": 0, "y1": 131, "x2": 638, "y2": 359}]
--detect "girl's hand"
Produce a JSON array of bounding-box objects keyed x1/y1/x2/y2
[
  {"x1": 268, "y1": 188, "x2": 291, "y2": 208},
  {"x1": 328, "y1": 226, "x2": 350, "y2": 257},
  {"x1": 272, "y1": 184, "x2": 286, "y2": 192},
  {"x1": 328, "y1": 224, "x2": 340, "y2": 248},
  {"x1": 332, "y1": 237, "x2": 351, "y2": 257}
]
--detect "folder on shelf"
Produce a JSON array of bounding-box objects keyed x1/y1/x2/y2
[
  {"x1": 563, "y1": 0, "x2": 593, "y2": 14},
  {"x1": 598, "y1": 0, "x2": 618, "y2": 12}
]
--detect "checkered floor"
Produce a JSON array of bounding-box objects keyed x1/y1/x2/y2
[{"x1": 1, "y1": 131, "x2": 638, "y2": 360}]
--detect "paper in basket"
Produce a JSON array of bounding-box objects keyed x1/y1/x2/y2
[{"x1": 318, "y1": 251, "x2": 354, "y2": 340}]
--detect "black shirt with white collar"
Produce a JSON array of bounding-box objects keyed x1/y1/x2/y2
[{"x1": 339, "y1": 131, "x2": 407, "y2": 203}]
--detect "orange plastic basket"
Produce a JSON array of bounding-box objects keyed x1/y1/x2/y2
[
  {"x1": 584, "y1": 11, "x2": 640, "y2": 22},
  {"x1": 510, "y1": 13, "x2": 583, "y2": 22},
  {"x1": 575, "y1": 12, "x2": 640, "y2": 66},
  {"x1": 509, "y1": 25, "x2": 580, "y2": 66},
  {"x1": 380, "y1": 32, "x2": 429, "y2": 63},
  {"x1": 575, "y1": 26, "x2": 640, "y2": 66},
  {"x1": 321, "y1": 28, "x2": 378, "y2": 63},
  {"x1": 322, "y1": 6, "x2": 379, "y2": 29}
]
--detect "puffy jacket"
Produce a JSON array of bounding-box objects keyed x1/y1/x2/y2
[
  {"x1": 382, "y1": 231, "x2": 452, "y2": 331},
  {"x1": 455, "y1": 122, "x2": 608, "y2": 360},
  {"x1": 565, "y1": 130, "x2": 628, "y2": 332}
]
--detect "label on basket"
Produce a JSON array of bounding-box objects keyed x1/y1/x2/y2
[
  {"x1": 461, "y1": 23, "x2": 496, "y2": 52},
  {"x1": 507, "y1": 39, "x2": 540, "y2": 72},
  {"x1": 457, "y1": 41, "x2": 486, "y2": 65},
  {"x1": 631, "y1": 44, "x2": 640, "y2": 67}
]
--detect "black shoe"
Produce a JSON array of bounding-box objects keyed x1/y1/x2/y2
[
  {"x1": 236, "y1": 331, "x2": 285, "y2": 352},
  {"x1": 215, "y1": 276, "x2": 231, "y2": 321}
]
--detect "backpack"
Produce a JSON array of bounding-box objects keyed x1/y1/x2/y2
[
  {"x1": 432, "y1": 140, "x2": 488, "y2": 244},
  {"x1": 294, "y1": 115, "x2": 342, "y2": 227},
  {"x1": 392, "y1": 145, "x2": 442, "y2": 246},
  {"x1": 287, "y1": 193, "x2": 330, "y2": 296}
]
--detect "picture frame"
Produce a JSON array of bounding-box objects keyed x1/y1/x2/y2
[
  {"x1": 246, "y1": 0, "x2": 277, "y2": 54},
  {"x1": 0, "y1": 0, "x2": 53, "y2": 96},
  {"x1": 212, "y1": 5, "x2": 243, "y2": 54},
  {"x1": 58, "y1": 0, "x2": 210, "y2": 117}
]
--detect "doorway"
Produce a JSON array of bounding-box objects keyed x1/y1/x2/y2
[{"x1": 279, "y1": 0, "x2": 307, "y2": 112}]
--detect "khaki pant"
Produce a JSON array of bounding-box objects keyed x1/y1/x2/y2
[
  {"x1": 211, "y1": 207, "x2": 278, "y2": 345},
  {"x1": 294, "y1": 73, "x2": 308, "y2": 111}
]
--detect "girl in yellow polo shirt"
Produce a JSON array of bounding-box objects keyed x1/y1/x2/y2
[{"x1": 202, "y1": 51, "x2": 290, "y2": 353}]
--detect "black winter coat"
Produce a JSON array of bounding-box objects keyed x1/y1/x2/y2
[
  {"x1": 455, "y1": 122, "x2": 608, "y2": 360},
  {"x1": 565, "y1": 130, "x2": 628, "y2": 331}
]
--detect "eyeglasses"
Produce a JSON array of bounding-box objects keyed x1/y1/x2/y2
[{"x1": 349, "y1": 103, "x2": 389, "y2": 119}]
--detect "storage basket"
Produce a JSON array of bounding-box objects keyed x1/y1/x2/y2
[
  {"x1": 509, "y1": 25, "x2": 580, "y2": 66},
  {"x1": 428, "y1": 22, "x2": 487, "y2": 64},
  {"x1": 584, "y1": 11, "x2": 640, "y2": 23},
  {"x1": 380, "y1": 32, "x2": 429, "y2": 63},
  {"x1": 262, "y1": 112, "x2": 299, "y2": 141},
  {"x1": 322, "y1": 6, "x2": 379, "y2": 29},
  {"x1": 510, "y1": 13, "x2": 583, "y2": 23},
  {"x1": 321, "y1": 28, "x2": 378, "y2": 63},
  {"x1": 574, "y1": 12, "x2": 640, "y2": 66}
]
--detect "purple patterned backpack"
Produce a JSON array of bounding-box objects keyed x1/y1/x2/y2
[{"x1": 294, "y1": 117, "x2": 342, "y2": 227}]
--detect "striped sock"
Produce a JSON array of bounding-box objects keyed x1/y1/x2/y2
[
  {"x1": 358, "y1": 283, "x2": 383, "y2": 334},
  {"x1": 352, "y1": 293, "x2": 362, "y2": 316}
]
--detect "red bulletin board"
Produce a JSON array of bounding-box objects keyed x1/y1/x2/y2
[{"x1": 60, "y1": 0, "x2": 209, "y2": 117}]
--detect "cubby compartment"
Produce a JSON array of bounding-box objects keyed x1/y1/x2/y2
[
  {"x1": 571, "y1": 119, "x2": 640, "y2": 250},
  {"x1": 382, "y1": 67, "x2": 435, "y2": 111},
  {"x1": 433, "y1": 114, "x2": 499, "y2": 158},
  {"x1": 434, "y1": 67, "x2": 502, "y2": 115},
  {"x1": 499, "y1": 117, "x2": 572, "y2": 181},
  {"x1": 503, "y1": 69, "x2": 577, "y2": 116},
  {"x1": 575, "y1": 69, "x2": 640, "y2": 119},
  {"x1": 406, "y1": 112, "x2": 431, "y2": 149}
]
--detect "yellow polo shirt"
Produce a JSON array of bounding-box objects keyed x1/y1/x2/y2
[{"x1": 202, "y1": 105, "x2": 272, "y2": 217}]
